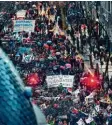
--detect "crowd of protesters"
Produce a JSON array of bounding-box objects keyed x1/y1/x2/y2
[{"x1": 1, "y1": 1, "x2": 112, "y2": 125}]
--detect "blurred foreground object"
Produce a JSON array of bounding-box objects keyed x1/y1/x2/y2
[{"x1": 0, "y1": 48, "x2": 47, "y2": 125}]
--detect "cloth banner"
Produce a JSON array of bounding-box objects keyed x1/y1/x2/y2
[
  {"x1": 40, "y1": 96, "x2": 60, "y2": 101},
  {"x1": 13, "y1": 20, "x2": 35, "y2": 32},
  {"x1": 46, "y1": 75, "x2": 74, "y2": 88},
  {"x1": 16, "y1": 10, "x2": 26, "y2": 18}
]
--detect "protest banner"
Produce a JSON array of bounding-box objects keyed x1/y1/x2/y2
[
  {"x1": 13, "y1": 20, "x2": 35, "y2": 32},
  {"x1": 46, "y1": 75, "x2": 74, "y2": 88},
  {"x1": 57, "y1": 115, "x2": 67, "y2": 119},
  {"x1": 39, "y1": 96, "x2": 60, "y2": 101},
  {"x1": 16, "y1": 10, "x2": 26, "y2": 18}
]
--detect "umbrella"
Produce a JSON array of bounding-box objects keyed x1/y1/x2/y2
[
  {"x1": 100, "y1": 46, "x2": 105, "y2": 50},
  {"x1": 35, "y1": 90, "x2": 41, "y2": 93},
  {"x1": 65, "y1": 63, "x2": 71, "y2": 69},
  {"x1": 56, "y1": 52, "x2": 61, "y2": 55},
  {"x1": 48, "y1": 56, "x2": 53, "y2": 60},
  {"x1": 47, "y1": 40, "x2": 52, "y2": 45},
  {"x1": 94, "y1": 48, "x2": 98, "y2": 52},
  {"x1": 32, "y1": 4, "x2": 36, "y2": 8},
  {"x1": 39, "y1": 58, "x2": 45, "y2": 62},
  {"x1": 60, "y1": 45, "x2": 65, "y2": 49},
  {"x1": 25, "y1": 37, "x2": 31, "y2": 43},
  {"x1": 59, "y1": 38, "x2": 64, "y2": 42},
  {"x1": 44, "y1": 44, "x2": 49, "y2": 49},
  {"x1": 54, "y1": 104, "x2": 59, "y2": 108},
  {"x1": 53, "y1": 56, "x2": 57, "y2": 60},
  {"x1": 18, "y1": 47, "x2": 30, "y2": 54},
  {"x1": 60, "y1": 66, "x2": 65, "y2": 70},
  {"x1": 15, "y1": 53, "x2": 20, "y2": 57},
  {"x1": 37, "y1": 42, "x2": 42, "y2": 47},
  {"x1": 53, "y1": 65, "x2": 60, "y2": 70},
  {"x1": 50, "y1": 50, "x2": 55, "y2": 53},
  {"x1": 52, "y1": 44, "x2": 56, "y2": 48}
]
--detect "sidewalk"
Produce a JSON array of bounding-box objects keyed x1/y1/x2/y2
[
  {"x1": 82, "y1": 54, "x2": 112, "y2": 77},
  {"x1": 94, "y1": 59, "x2": 112, "y2": 77},
  {"x1": 66, "y1": 23, "x2": 112, "y2": 77}
]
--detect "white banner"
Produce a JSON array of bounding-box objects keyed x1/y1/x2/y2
[
  {"x1": 13, "y1": 20, "x2": 35, "y2": 32},
  {"x1": 16, "y1": 10, "x2": 26, "y2": 18},
  {"x1": 40, "y1": 96, "x2": 60, "y2": 101},
  {"x1": 46, "y1": 75, "x2": 74, "y2": 88}
]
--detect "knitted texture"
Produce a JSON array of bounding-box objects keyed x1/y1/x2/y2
[{"x1": 0, "y1": 48, "x2": 37, "y2": 125}]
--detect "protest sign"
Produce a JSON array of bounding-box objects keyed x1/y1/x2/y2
[
  {"x1": 16, "y1": 10, "x2": 26, "y2": 18},
  {"x1": 13, "y1": 20, "x2": 35, "y2": 32},
  {"x1": 22, "y1": 54, "x2": 33, "y2": 63},
  {"x1": 39, "y1": 96, "x2": 60, "y2": 101},
  {"x1": 58, "y1": 115, "x2": 67, "y2": 119},
  {"x1": 46, "y1": 75, "x2": 74, "y2": 88},
  {"x1": 85, "y1": 91, "x2": 96, "y2": 104},
  {"x1": 77, "y1": 118, "x2": 85, "y2": 125},
  {"x1": 85, "y1": 116, "x2": 94, "y2": 124}
]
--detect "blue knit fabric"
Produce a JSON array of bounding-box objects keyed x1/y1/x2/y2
[{"x1": 0, "y1": 48, "x2": 37, "y2": 125}]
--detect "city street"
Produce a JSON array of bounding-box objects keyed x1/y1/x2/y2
[{"x1": 0, "y1": 1, "x2": 112, "y2": 125}]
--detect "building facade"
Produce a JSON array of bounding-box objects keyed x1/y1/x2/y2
[
  {"x1": 83, "y1": 1, "x2": 112, "y2": 41},
  {"x1": 99, "y1": 1, "x2": 112, "y2": 40}
]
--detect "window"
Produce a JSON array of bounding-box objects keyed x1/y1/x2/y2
[{"x1": 108, "y1": 1, "x2": 111, "y2": 12}]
